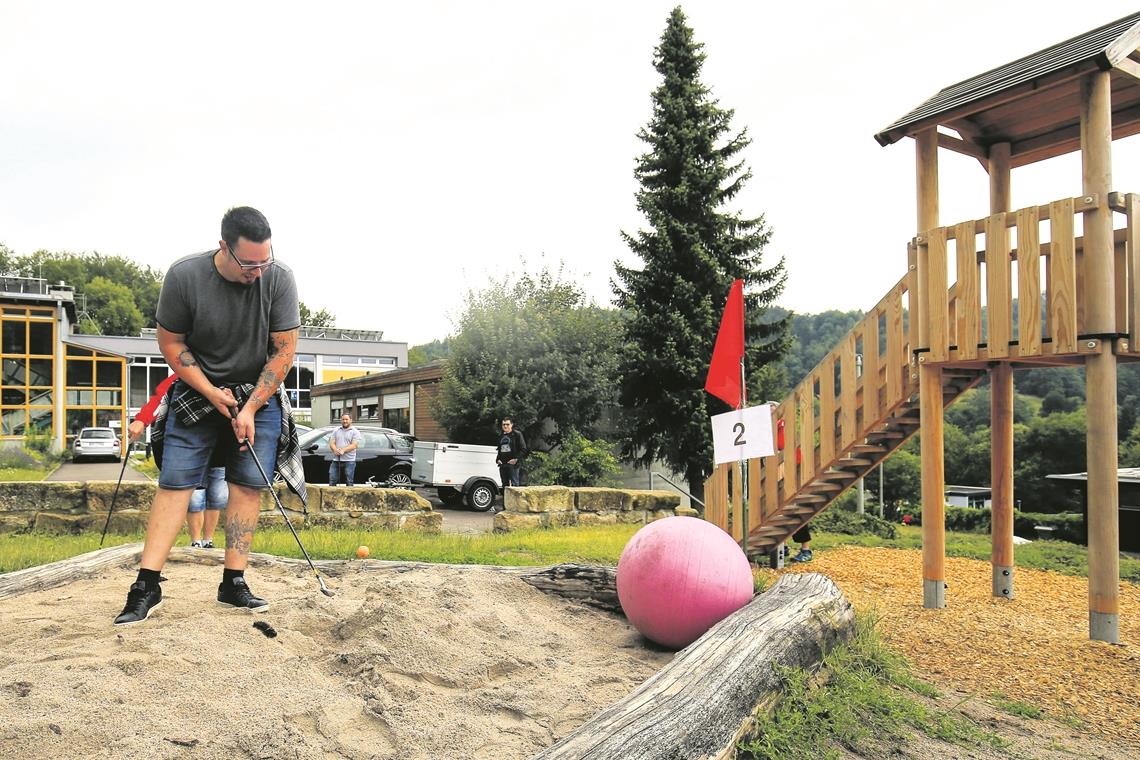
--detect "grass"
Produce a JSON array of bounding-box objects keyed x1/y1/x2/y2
[
  {"x1": 737, "y1": 613, "x2": 1008, "y2": 759},
  {"x1": 990, "y1": 692, "x2": 1044, "y2": 719},
  {"x1": 0, "y1": 524, "x2": 644, "y2": 574},
  {"x1": 809, "y1": 524, "x2": 1140, "y2": 584},
  {"x1": 128, "y1": 456, "x2": 159, "y2": 480},
  {"x1": 0, "y1": 467, "x2": 49, "y2": 482}
]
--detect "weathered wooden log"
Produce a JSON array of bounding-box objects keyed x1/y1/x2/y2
[
  {"x1": 519, "y1": 563, "x2": 621, "y2": 613},
  {"x1": 0, "y1": 542, "x2": 141, "y2": 600},
  {"x1": 531, "y1": 572, "x2": 855, "y2": 760}
]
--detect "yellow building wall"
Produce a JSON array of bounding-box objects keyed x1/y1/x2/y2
[{"x1": 320, "y1": 368, "x2": 369, "y2": 383}]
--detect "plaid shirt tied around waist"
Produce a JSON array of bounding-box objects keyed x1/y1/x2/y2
[{"x1": 151, "y1": 382, "x2": 308, "y2": 510}]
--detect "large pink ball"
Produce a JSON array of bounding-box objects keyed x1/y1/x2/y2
[{"x1": 616, "y1": 516, "x2": 754, "y2": 649}]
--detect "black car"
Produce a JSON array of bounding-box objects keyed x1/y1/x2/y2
[{"x1": 298, "y1": 425, "x2": 415, "y2": 486}]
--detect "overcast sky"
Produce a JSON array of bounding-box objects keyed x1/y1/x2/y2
[{"x1": 3, "y1": 1, "x2": 1139, "y2": 346}]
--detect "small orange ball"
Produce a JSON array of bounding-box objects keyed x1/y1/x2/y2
[{"x1": 356, "y1": 545, "x2": 369, "y2": 559}]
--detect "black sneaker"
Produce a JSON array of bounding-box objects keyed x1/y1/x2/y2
[
  {"x1": 217, "y1": 576, "x2": 269, "y2": 613},
  {"x1": 113, "y1": 581, "x2": 162, "y2": 626},
  {"x1": 201, "y1": 540, "x2": 214, "y2": 549}
]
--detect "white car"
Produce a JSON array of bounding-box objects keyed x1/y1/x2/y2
[{"x1": 72, "y1": 427, "x2": 122, "y2": 462}]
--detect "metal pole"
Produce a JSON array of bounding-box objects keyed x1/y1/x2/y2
[
  {"x1": 739, "y1": 358, "x2": 748, "y2": 553},
  {"x1": 878, "y1": 464, "x2": 885, "y2": 518}
]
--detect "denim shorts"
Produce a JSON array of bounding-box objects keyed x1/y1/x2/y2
[
  {"x1": 187, "y1": 467, "x2": 229, "y2": 512},
  {"x1": 158, "y1": 390, "x2": 282, "y2": 491}
]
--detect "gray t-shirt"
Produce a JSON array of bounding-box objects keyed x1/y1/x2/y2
[
  {"x1": 156, "y1": 250, "x2": 300, "y2": 384},
  {"x1": 330, "y1": 426, "x2": 362, "y2": 461}
]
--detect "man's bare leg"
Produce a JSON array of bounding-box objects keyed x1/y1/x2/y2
[
  {"x1": 203, "y1": 509, "x2": 222, "y2": 544},
  {"x1": 223, "y1": 483, "x2": 261, "y2": 570},
  {"x1": 186, "y1": 511, "x2": 204, "y2": 543},
  {"x1": 139, "y1": 488, "x2": 196, "y2": 570}
]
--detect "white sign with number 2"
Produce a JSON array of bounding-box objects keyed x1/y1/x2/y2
[{"x1": 711, "y1": 405, "x2": 776, "y2": 465}]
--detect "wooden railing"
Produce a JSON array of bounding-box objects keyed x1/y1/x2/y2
[
  {"x1": 916, "y1": 192, "x2": 1140, "y2": 361},
  {"x1": 705, "y1": 270, "x2": 918, "y2": 543},
  {"x1": 703, "y1": 191, "x2": 1140, "y2": 548}
]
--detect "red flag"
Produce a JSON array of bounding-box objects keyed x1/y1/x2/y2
[{"x1": 704, "y1": 279, "x2": 745, "y2": 408}]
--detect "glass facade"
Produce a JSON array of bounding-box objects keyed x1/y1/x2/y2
[
  {"x1": 64, "y1": 345, "x2": 126, "y2": 441},
  {"x1": 0, "y1": 307, "x2": 55, "y2": 438}
]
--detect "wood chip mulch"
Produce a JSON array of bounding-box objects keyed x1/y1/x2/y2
[{"x1": 761, "y1": 546, "x2": 1140, "y2": 747}]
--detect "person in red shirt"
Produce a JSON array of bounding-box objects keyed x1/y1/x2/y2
[{"x1": 127, "y1": 375, "x2": 227, "y2": 548}]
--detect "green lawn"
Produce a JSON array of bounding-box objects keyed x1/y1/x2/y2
[
  {"x1": 0, "y1": 467, "x2": 49, "y2": 482},
  {"x1": 1, "y1": 522, "x2": 1137, "y2": 584}
]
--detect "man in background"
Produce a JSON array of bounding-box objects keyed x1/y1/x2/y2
[{"x1": 329, "y1": 413, "x2": 361, "y2": 486}]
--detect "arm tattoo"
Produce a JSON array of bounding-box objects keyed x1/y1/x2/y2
[
  {"x1": 177, "y1": 349, "x2": 198, "y2": 367},
  {"x1": 225, "y1": 515, "x2": 257, "y2": 557}
]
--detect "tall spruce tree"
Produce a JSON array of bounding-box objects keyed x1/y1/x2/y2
[{"x1": 613, "y1": 7, "x2": 789, "y2": 501}]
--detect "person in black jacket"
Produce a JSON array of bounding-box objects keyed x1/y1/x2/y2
[{"x1": 495, "y1": 417, "x2": 527, "y2": 490}]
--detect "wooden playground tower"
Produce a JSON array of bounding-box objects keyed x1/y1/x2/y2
[{"x1": 704, "y1": 12, "x2": 1140, "y2": 643}]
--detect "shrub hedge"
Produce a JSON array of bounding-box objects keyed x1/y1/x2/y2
[{"x1": 895, "y1": 503, "x2": 1086, "y2": 543}]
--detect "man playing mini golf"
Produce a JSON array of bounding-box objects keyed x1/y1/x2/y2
[{"x1": 114, "y1": 206, "x2": 301, "y2": 625}]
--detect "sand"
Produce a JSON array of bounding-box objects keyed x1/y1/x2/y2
[{"x1": 0, "y1": 559, "x2": 671, "y2": 759}]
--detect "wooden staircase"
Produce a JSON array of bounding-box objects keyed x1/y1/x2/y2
[
  {"x1": 703, "y1": 192, "x2": 1140, "y2": 556},
  {"x1": 742, "y1": 367, "x2": 985, "y2": 555}
]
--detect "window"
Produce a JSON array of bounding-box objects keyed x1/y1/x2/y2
[
  {"x1": 64, "y1": 351, "x2": 126, "y2": 443},
  {"x1": 0, "y1": 309, "x2": 56, "y2": 439},
  {"x1": 383, "y1": 407, "x2": 409, "y2": 432}
]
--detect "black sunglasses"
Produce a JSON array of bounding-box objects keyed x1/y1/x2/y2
[{"x1": 224, "y1": 243, "x2": 274, "y2": 271}]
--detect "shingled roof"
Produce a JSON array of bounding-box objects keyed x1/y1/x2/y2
[{"x1": 875, "y1": 12, "x2": 1140, "y2": 167}]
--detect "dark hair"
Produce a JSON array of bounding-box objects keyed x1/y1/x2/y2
[
  {"x1": 501, "y1": 418, "x2": 512, "y2": 425},
  {"x1": 220, "y1": 206, "x2": 272, "y2": 249}
]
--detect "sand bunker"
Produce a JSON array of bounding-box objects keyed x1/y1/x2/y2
[{"x1": 0, "y1": 557, "x2": 670, "y2": 759}]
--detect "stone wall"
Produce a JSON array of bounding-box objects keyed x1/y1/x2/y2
[
  {"x1": 492, "y1": 486, "x2": 697, "y2": 532},
  {"x1": 0, "y1": 482, "x2": 441, "y2": 534}
]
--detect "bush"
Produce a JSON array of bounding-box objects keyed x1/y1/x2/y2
[
  {"x1": 526, "y1": 430, "x2": 621, "y2": 487},
  {"x1": 1015, "y1": 511, "x2": 1085, "y2": 543},
  {"x1": 812, "y1": 509, "x2": 897, "y2": 539},
  {"x1": 23, "y1": 430, "x2": 52, "y2": 455},
  {"x1": 885, "y1": 503, "x2": 1085, "y2": 543},
  {"x1": 0, "y1": 447, "x2": 39, "y2": 469}
]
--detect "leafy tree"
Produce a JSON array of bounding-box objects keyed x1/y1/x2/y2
[
  {"x1": 781, "y1": 309, "x2": 863, "y2": 388},
  {"x1": 3, "y1": 249, "x2": 162, "y2": 335},
  {"x1": 882, "y1": 448, "x2": 921, "y2": 505},
  {"x1": 1040, "y1": 389, "x2": 1079, "y2": 415},
  {"x1": 612, "y1": 7, "x2": 789, "y2": 500},
  {"x1": 1014, "y1": 409, "x2": 1087, "y2": 512},
  {"x1": 409, "y1": 339, "x2": 450, "y2": 367},
  {"x1": 83, "y1": 276, "x2": 145, "y2": 336},
  {"x1": 299, "y1": 302, "x2": 336, "y2": 327},
  {"x1": 434, "y1": 267, "x2": 621, "y2": 448},
  {"x1": 527, "y1": 429, "x2": 621, "y2": 487}
]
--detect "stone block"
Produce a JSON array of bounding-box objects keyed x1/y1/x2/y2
[
  {"x1": 318, "y1": 486, "x2": 431, "y2": 514},
  {"x1": 616, "y1": 510, "x2": 649, "y2": 525},
  {"x1": 399, "y1": 512, "x2": 443, "y2": 533},
  {"x1": 0, "y1": 513, "x2": 33, "y2": 532},
  {"x1": 574, "y1": 487, "x2": 629, "y2": 512},
  {"x1": 629, "y1": 490, "x2": 682, "y2": 512},
  {"x1": 648, "y1": 509, "x2": 676, "y2": 523},
  {"x1": 0, "y1": 482, "x2": 87, "y2": 513},
  {"x1": 89, "y1": 510, "x2": 149, "y2": 534},
  {"x1": 505, "y1": 486, "x2": 573, "y2": 513},
  {"x1": 548, "y1": 511, "x2": 578, "y2": 528},
  {"x1": 307, "y1": 511, "x2": 400, "y2": 530},
  {"x1": 493, "y1": 511, "x2": 547, "y2": 533},
  {"x1": 86, "y1": 481, "x2": 157, "y2": 514},
  {"x1": 33, "y1": 512, "x2": 100, "y2": 534},
  {"x1": 675, "y1": 506, "x2": 700, "y2": 518},
  {"x1": 576, "y1": 512, "x2": 618, "y2": 526}
]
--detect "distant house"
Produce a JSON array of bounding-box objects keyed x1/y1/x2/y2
[
  {"x1": 944, "y1": 485, "x2": 992, "y2": 509},
  {"x1": 310, "y1": 361, "x2": 445, "y2": 441},
  {"x1": 1047, "y1": 469, "x2": 1140, "y2": 552}
]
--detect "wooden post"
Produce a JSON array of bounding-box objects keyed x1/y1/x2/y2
[
  {"x1": 1080, "y1": 71, "x2": 1120, "y2": 644},
  {"x1": 989, "y1": 141, "x2": 1015, "y2": 600},
  {"x1": 916, "y1": 128, "x2": 945, "y2": 608}
]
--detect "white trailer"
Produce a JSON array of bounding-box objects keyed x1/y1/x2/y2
[{"x1": 411, "y1": 441, "x2": 502, "y2": 511}]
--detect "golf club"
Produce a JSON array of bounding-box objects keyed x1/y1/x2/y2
[
  {"x1": 241, "y1": 435, "x2": 335, "y2": 597},
  {"x1": 99, "y1": 448, "x2": 132, "y2": 546}
]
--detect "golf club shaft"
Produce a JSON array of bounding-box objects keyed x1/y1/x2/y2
[
  {"x1": 241, "y1": 436, "x2": 333, "y2": 595},
  {"x1": 99, "y1": 451, "x2": 132, "y2": 546}
]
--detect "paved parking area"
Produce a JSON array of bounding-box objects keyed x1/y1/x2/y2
[{"x1": 47, "y1": 460, "x2": 149, "y2": 482}]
